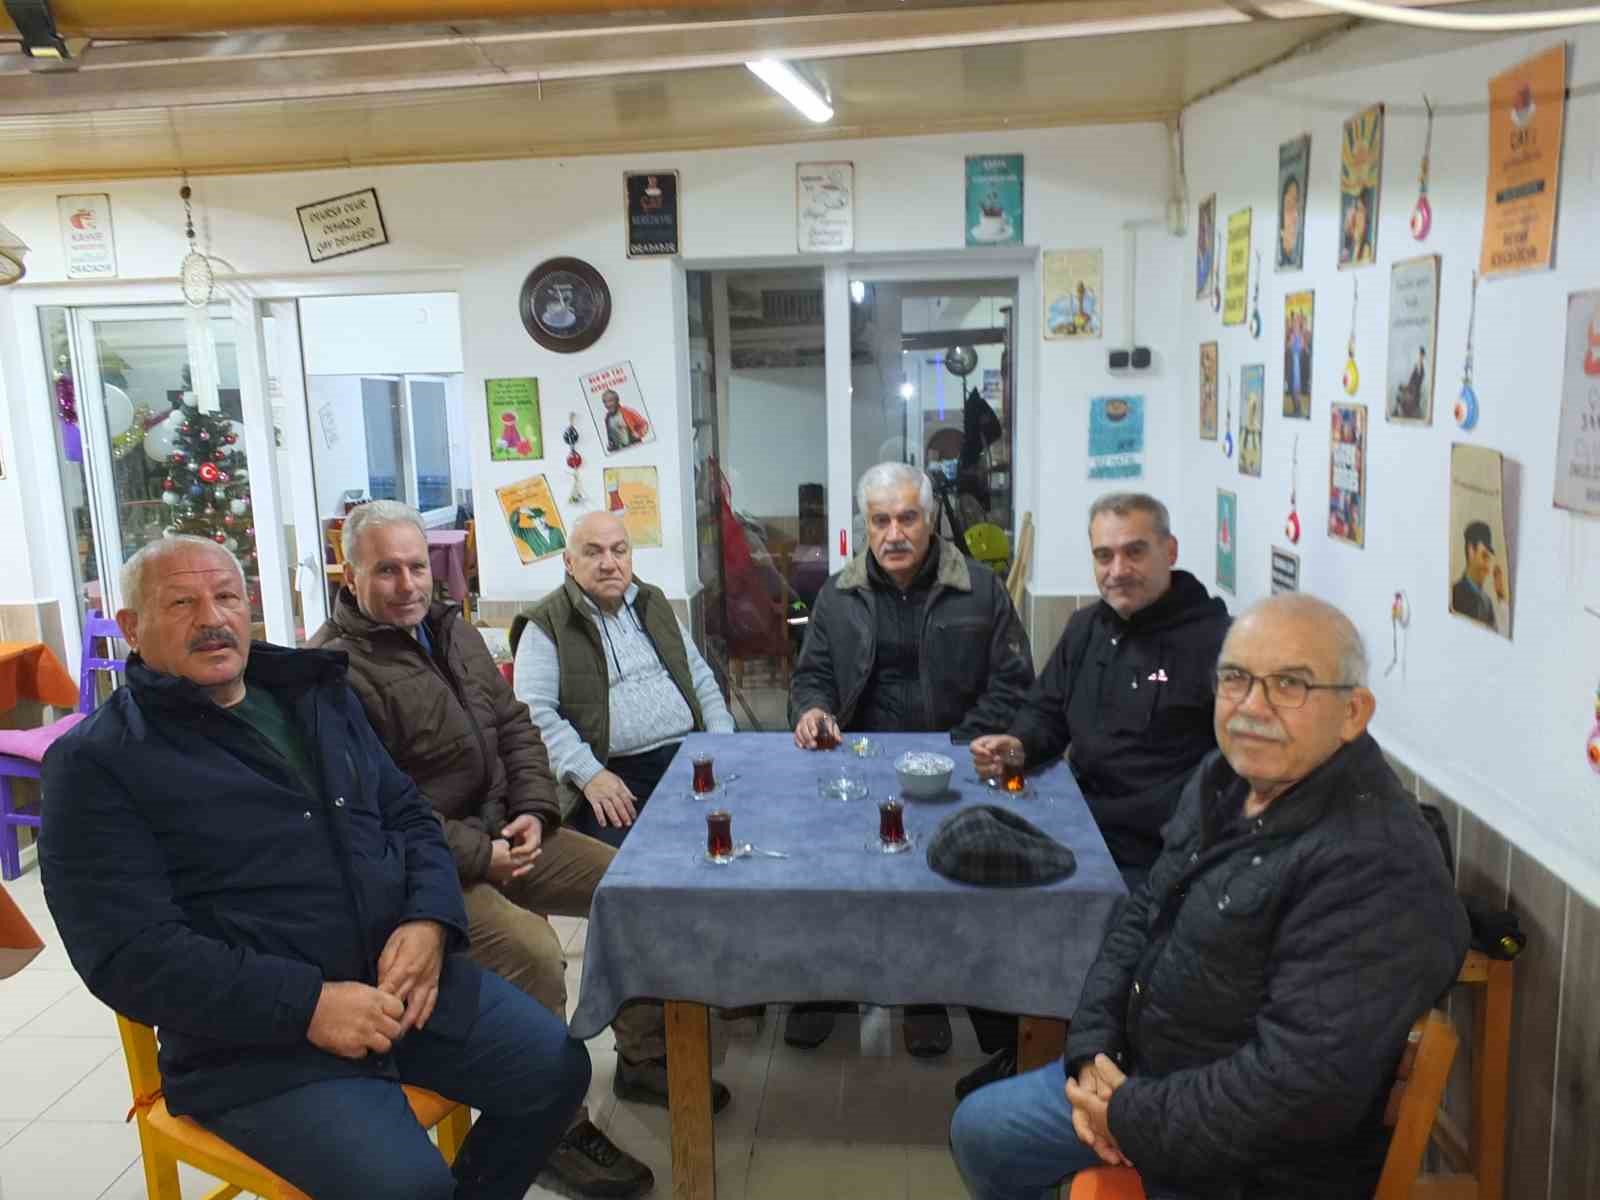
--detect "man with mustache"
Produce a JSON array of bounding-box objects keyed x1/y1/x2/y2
[
  {"x1": 950, "y1": 594, "x2": 1468, "y2": 1200},
  {"x1": 959, "y1": 493, "x2": 1229, "y2": 1098},
  {"x1": 787, "y1": 460, "x2": 1034, "y2": 1054},
  {"x1": 40, "y1": 535, "x2": 590, "y2": 1200},
  {"x1": 311, "y1": 501, "x2": 668, "y2": 1199}
]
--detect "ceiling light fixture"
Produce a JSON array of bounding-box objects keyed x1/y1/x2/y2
[{"x1": 745, "y1": 59, "x2": 834, "y2": 124}]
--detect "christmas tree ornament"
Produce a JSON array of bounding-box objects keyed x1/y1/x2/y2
[
  {"x1": 198, "y1": 462, "x2": 220, "y2": 484},
  {"x1": 1222, "y1": 376, "x2": 1235, "y2": 459},
  {"x1": 1210, "y1": 228, "x2": 1222, "y2": 314},
  {"x1": 563, "y1": 414, "x2": 587, "y2": 505},
  {"x1": 223, "y1": 432, "x2": 238, "y2": 445},
  {"x1": 1248, "y1": 250, "x2": 1263, "y2": 339},
  {"x1": 214, "y1": 487, "x2": 228, "y2": 502},
  {"x1": 188, "y1": 483, "x2": 204, "y2": 499},
  {"x1": 1342, "y1": 278, "x2": 1361, "y2": 396},
  {"x1": 178, "y1": 181, "x2": 215, "y2": 307},
  {"x1": 1455, "y1": 270, "x2": 1481, "y2": 431},
  {"x1": 230, "y1": 498, "x2": 248, "y2": 515},
  {"x1": 212, "y1": 531, "x2": 228, "y2": 544},
  {"x1": 163, "y1": 477, "x2": 176, "y2": 491},
  {"x1": 1410, "y1": 96, "x2": 1434, "y2": 241},
  {"x1": 55, "y1": 357, "x2": 83, "y2": 463},
  {"x1": 1284, "y1": 435, "x2": 1301, "y2": 544},
  {"x1": 171, "y1": 450, "x2": 187, "y2": 465},
  {"x1": 216, "y1": 471, "x2": 231, "y2": 484},
  {"x1": 198, "y1": 429, "x2": 210, "y2": 442},
  {"x1": 162, "y1": 490, "x2": 181, "y2": 506}
]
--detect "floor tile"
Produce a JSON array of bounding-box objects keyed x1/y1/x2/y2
[
  {"x1": 746, "y1": 1137, "x2": 908, "y2": 1200},
  {"x1": 0, "y1": 1036, "x2": 119, "y2": 1121},
  {"x1": 0, "y1": 968, "x2": 80, "y2": 1038},
  {"x1": 97, "y1": 1158, "x2": 248, "y2": 1200},
  {"x1": 15, "y1": 983, "x2": 118, "y2": 1039},
  {"x1": 906, "y1": 1144, "x2": 971, "y2": 1200},
  {"x1": 0, "y1": 1118, "x2": 138, "y2": 1200},
  {"x1": 38, "y1": 1051, "x2": 133, "y2": 1123}
]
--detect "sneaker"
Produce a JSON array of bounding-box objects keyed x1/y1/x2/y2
[
  {"x1": 902, "y1": 1007, "x2": 953, "y2": 1058},
  {"x1": 613, "y1": 1054, "x2": 731, "y2": 1114},
  {"x1": 539, "y1": 1119, "x2": 654, "y2": 1199},
  {"x1": 954, "y1": 1047, "x2": 1018, "y2": 1102},
  {"x1": 783, "y1": 1005, "x2": 837, "y2": 1049}
]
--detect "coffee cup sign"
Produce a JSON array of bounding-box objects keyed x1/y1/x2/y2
[{"x1": 296, "y1": 188, "x2": 389, "y2": 263}]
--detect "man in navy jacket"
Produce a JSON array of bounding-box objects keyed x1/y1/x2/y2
[{"x1": 41, "y1": 536, "x2": 590, "y2": 1200}]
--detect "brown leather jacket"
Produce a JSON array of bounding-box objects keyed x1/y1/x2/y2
[{"x1": 310, "y1": 590, "x2": 560, "y2": 884}]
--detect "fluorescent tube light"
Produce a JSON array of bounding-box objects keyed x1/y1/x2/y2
[{"x1": 745, "y1": 59, "x2": 834, "y2": 124}]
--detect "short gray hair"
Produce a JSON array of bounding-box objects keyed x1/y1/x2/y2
[
  {"x1": 343, "y1": 500, "x2": 427, "y2": 568},
  {"x1": 1088, "y1": 492, "x2": 1172, "y2": 540},
  {"x1": 1230, "y1": 594, "x2": 1370, "y2": 688},
  {"x1": 856, "y1": 461, "x2": 934, "y2": 517},
  {"x1": 120, "y1": 535, "x2": 245, "y2": 617}
]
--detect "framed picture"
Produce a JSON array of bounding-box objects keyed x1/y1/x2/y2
[
  {"x1": 1277, "y1": 135, "x2": 1310, "y2": 271},
  {"x1": 1448, "y1": 444, "x2": 1512, "y2": 638},
  {"x1": 519, "y1": 257, "x2": 612, "y2": 354},
  {"x1": 1088, "y1": 395, "x2": 1144, "y2": 480},
  {"x1": 1196, "y1": 194, "x2": 1217, "y2": 300},
  {"x1": 580, "y1": 361, "x2": 655, "y2": 454},
  {"x1": 797, "y1": 162, "x2": 854, "y2": 253},
  {"x1": 1223, "y1": 208, "x2": 1252, "y2": 327},
  {"x1": 1199, "y1": 341, "x2": 1219, "y2": 440},
  {"x1": 1239, "y1": 364, "x2": 1265, "y2": 478},
  {"x1": 485, "y1": 377, "x2": 542, "y2": 462},
  {"x1": 1338, "y1": 104, "x2": 1384, "y2": 269},
  {"x1": 1043, "y1": 249, "x2": 1102, "y2": 339},
  {"x1": 965, "y1": 154, "x2": 1024, "y2": 246},
  {"x1": 495, "y1": 475, "x2": 567, "y2": 565},
  {"x1": 624, "y1": 171, "x2": 679, "y2": 258},
  {"x1": 1216, "y1": 488, "x2": 1237, "y2": 595},
  {"x1": 1554, "y1": 289, "x2": 1600, "y2": 516},
  {"x1": 603, "y1": 465, "x2": 663, "y2": 548},
  {"x1": 1386, "y1": 254, "x2": 1441, "y2": 425},
  {"x1": 1328, "y1": 402, "x2": 1368, "y2": 547},
  {"x1": 1283, "y1": 291, "x2": 1314, "y2": 418}
]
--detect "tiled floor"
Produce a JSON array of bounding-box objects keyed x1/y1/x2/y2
[{"x1": 1, "y1": 856, "x2": 981, "y2": 1199}]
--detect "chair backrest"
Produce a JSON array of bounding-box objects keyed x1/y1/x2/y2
[
  {"x1": 79, "y1": 610, "x2": 127, "y2": 714},
  {"x1": 1374, "y1": 1010, "x2": 1458, "y2": 1200},
  {"x1": 325, "y1": 519, "x2": 347, "y2": 568}
]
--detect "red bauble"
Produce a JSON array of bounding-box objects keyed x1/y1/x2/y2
[
  {"x1": 170, "y1": 451, "x2": 187, "y2": 465},
  {"x1": 212, "y1": 531, "x2": 228, "y2": 544},
  {"x1": 198, "y1": 462, "x2": 220, "y2": 483},
  {"x1": 224, "y1": 433, "x2": 238, "y2": 445},
  {"x1": 566, "y1": 451, "x2": 582, "y2": 469},
  {"x1": 162, "y1": 477, "x2": 176, "y2": 490},
  {"x1": 212, "y1": 448, "x2": 227, "y2": 462},
  {"x1": 198, "y1": 430, "x2": 211, "y2": 442}
]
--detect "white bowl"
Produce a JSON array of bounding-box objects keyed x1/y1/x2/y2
[{"x1": 895, "y1": 751, "x2": 955, "y2": 799}]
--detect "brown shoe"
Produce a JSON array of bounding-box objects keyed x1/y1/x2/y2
[
  {"x1": 539, "y1": 1119, "x2": 655, "y2": 1198},
  {"x1": 613, "y1": 1055, "x2": 731, "y2": 1114}
]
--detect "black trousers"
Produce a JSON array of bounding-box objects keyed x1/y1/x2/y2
[{"x1": 568, "y1": 741, "x2": 681, "y2": 849}]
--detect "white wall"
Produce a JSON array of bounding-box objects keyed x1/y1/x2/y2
[
  {"x1": 0, "y1": 292, "x2": 37, "y2": 603},
  {"x1": 1178, "y1": 23, "x2": 1600, "y2": 905},
  {"x1": 723, "y1": 367, "x2": 827, "y2": 519},
  {"x1": 0, "y1": 121, "x2": 1180, "y2": 610}
]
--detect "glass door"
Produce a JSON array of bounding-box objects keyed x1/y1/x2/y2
[{"x1": 70, "y1": 305, "x2": 285, "y2": 638}]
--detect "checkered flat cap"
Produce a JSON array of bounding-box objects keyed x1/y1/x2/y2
[{"x1": 925, "y1": 805, "x2": 1077, "y2": 887}]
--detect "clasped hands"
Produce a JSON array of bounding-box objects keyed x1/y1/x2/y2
[
  {"x1": 305, "y1": 919, "x2": 447, "y2": 1061},
  {"x1": 1065, "y1": 1053, "x2": 1131, "y2": 1166}
]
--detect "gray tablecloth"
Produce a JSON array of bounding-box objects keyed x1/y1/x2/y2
[{"x1": 568, "y1": 732, "x2": 1126, "y2": 1038}]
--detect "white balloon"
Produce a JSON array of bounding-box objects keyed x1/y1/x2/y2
[
  {"x1": 104, "y1": 384, "x2": 134, "y2": 437},
  {"x1": 142, "y1": 407, "x2": 184, "y2": 464}
]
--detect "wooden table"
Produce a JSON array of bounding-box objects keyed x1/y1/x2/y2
[{"x1": 0, "y1": 641, "x2": 78, "y2": 713}]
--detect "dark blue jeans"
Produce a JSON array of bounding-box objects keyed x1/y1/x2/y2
[{"x1": 196, "y1": 966, "x2": 591, "y2": 1200}]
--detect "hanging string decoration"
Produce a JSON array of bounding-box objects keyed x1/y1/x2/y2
[
  {"x1": 1248, "y1": 249, "x2": 1263, "y2": 339},
  {"x1": 1222, "y1": 375, "x2": 1235, "y2": 459},
  {"x1": 1410, "y1": 96, "x2": 1435, "y2": 241},
  {"x1": 1210, "y1": 227, "x2": 1223, "y2": 314},
  {"x1": 1343, "y1": 277, "x2": 1362, "y2": 396},
  {"x1": 563, "y1": 413, "x2": 586, "y2": 505},
  {"x1": 55, "y1": 355, "x2": 83, "y2": 462},
  {"x1": 1588, "y1": 681, "x2": 1600, "y2": 775},
  {"x1": 1285, "y1": 434, "x2": 1301, "y2": 544},
  {"x1": 1456, "y1": 270, "x2": 1481, "y2": 430},
  {"x1": 179, "y1": 181, "x2": 214, "y2": 307}
]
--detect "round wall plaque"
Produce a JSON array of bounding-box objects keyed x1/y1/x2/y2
[{"x1": 519, "y1": 257, "x2": 611, "y2": 353}]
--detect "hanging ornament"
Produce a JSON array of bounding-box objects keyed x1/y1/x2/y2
[
  {"x1": 216, "y1": 470, "x2": 231, "y2": 484},
  {"x1": 178, "y1": 180, "x2": 216, "y2": 307},
  {"x1": 55, "y1": 358, "x2": 83, "y2": 463},
  {"x1": 188, "y1": 483, "x2": 204, "y2": 499},
  {"x1": 229, "y1": 498, "x2": 248, "y2": 515},
  {"x1": 1587, "y1": 683, "x2": 1600, "y2": 774},
  {"x1": 198, "y1": 429, "x2": 211, "y2": 443},
  {"x1": 1385, "y1": 590, "x2": 1410, "y2": 678},
  {"x1": 1410, "y1": 96, "x2": 1435, "y2": 241},
  {"x1": 1222, "y1": 376, "x2": 1235, "y2": 459},
  {"x1": 235, "y1": 468, "x2": 248, "y2": 482},
  {"x1": 1248, "y1": 250, "x2": 1263, "y2": 339},
  {"x1": 223, "y1": 432, "x2": 238, "y2": 446},
  {"x1": 162, "y1": 477, "x2": 176, "y2": 491},
  {"x1": 563, "y1": 414, "x2": 587, "y2": 505},
  {"x1": 162, "y1": 490, "x2": 181, "y2": 506},
  {"x1": 211, "y1": 531, "x2": 228, "y2": 545},
  {"x1": 198, "y1": 462, "x2": 220, "y2": 484},
  {"x1": 1284, "y1": 435, "x2": 1301, "y2": 544},
  {"x1": 1342, "y1": 277, "x2": 1361, "y2": 396},
  {"x1": 1210, "y1": 228, "x2": 1222, "y2": 314},
  {"x1": 214, "y1": 487, "x2": 228, "y2": 502},
  {"x1": 110, "y1": 405, "x2": 153, "y2": 460},
  {"x1": 1455, "y1": 270, "x2": 1481, "y2": 431}
]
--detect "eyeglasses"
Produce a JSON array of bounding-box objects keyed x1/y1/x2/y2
[{"x1": 1214, "y1": 667, "x2": 1357, "y2": 710}]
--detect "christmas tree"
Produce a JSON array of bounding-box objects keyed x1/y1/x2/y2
[{"x1": 157, "y1": 399, "x2": 259, "y2": 603}]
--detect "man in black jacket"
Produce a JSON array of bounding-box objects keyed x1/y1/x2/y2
[
  {"x1": 41, "y1": 536, "x2": 590, "y2": 1200},
  {"x1": 788, "y1": 460, "x2": 1034, "y2": 1054},
  {"x1": 950, "y1": 595, "x2": 1469, "y2": 1200},
  {"x1": 961, "y1": 493, "x2": 1229, "y2": 1096}
]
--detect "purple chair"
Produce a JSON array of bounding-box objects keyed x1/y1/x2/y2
[{"x1": 0, "y1": 611, "x2": 125, "y2": 880}]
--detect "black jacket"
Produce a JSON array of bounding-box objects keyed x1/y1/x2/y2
[
  {"x1": 788, "y1": 539, "x2": 1034, "y2": 741},
  {"x1": 39, "y1": 644, "x2": 474, "y2": 1117},
  {"x1": 1064, "y1": 734, "x2": 1470, "y2": 1200},
  {"x1": 1010, "y1": 571, "x2": 1230, "y2": 867}
]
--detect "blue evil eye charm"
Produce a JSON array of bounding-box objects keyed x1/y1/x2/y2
[
  {"x1": 1223, "y1": 430, "x2": 1234, "y2": 458},
  {"x1": 1455, "y1": 383, "x2": 1479, "y2": 430},
  {"x1": 1249, "y1": 308, "x2": 1262, "y2": 339}
]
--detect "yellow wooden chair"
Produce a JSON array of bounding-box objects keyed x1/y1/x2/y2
[
  {"x1": 1068, "y1": 1010, "x2": 1458, "y2": 1200},
  {"x1": 116, "y1": 1014, "x2": 471, "y2": 1200}
]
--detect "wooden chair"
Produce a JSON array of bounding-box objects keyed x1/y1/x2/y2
[
  {"x1": 462, "y1": 519, "x2": 478, "y2": 623},
  {"x1": 1068, "y1": 1010, "x2": 1458, "y2": 1200},
  {"x1": 117, "y1": 1014, "x2": 470, "y2": 1200},
  {"x1": 1006, "y1": 512, "x2": 1035, "y2": 614}
]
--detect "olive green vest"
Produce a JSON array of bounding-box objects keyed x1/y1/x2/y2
[{"x1": 519, "y1": 575, "x2": 705, "y2": 817}]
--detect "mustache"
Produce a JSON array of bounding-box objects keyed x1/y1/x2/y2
[
  {"x1": 881, "y1": 540, "x2": 915, "y2": 555},
  {"x1": 188, "y1": 627, "x2": 238, "y2": 652},
  {"x1": 1226, "y1": 716, "x2": 1287, "y2": 742}
]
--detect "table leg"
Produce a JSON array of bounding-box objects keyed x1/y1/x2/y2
[
  {"x1": 665, "y1": 1000, "x2": 717, "y2": 1200},
  {"x1": 1017, "y1": 1016, "x2": 1068, "y2": 1073}
]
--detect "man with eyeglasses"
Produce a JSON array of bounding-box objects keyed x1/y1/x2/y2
[
  {"x1": 960, "y1": 492, "x2": 1229, "y2": 1098},
  {"x1": 950, "y1": 594, "x2": 1468, "y2": 1200}
]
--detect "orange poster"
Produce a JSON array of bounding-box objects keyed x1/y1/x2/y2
[{"x1": 1481, "y1": 44, "x2": 1567, "y2": 277}]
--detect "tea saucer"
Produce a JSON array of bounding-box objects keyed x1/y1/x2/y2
[{"x1": 864, "y1": 834, "x2": 918, "y2": 856}]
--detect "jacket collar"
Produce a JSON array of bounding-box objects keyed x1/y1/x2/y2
[
  {"x1": 1198, "y1": 731, "x2": 1387, "y2": 844},
  {"x1": 838, "y1": 538, "x2": 971, "y2": 594},
  {"x1": 127, "y1": 640, "x2": 349, "y2": 712}
]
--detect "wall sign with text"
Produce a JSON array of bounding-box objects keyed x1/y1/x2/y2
[
  {"x1": 296, "y1": 188, "x2": 389, "y2": 263},
  {"x1": 57, "y1": 194, "x2": 117, "y2": 279},
  {"x1": 625, "y1": 171, "x2": 680, "y2": 257}
]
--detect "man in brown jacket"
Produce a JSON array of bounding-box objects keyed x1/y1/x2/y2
[{"x1": 312, "y1": 501, "x2": 728, "y2": 1199}]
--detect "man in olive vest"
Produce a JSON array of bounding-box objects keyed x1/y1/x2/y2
[{"x1": 513, "y1": 511, "x2": 735, "y2": 847}]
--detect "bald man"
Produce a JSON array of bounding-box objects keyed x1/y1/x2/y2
[
  {"x1": 952, "y1": 595, "x2": 1469, "y2": 1200},
  {"x1": 513, "y1": 511, "x2": 734, "y2": 848}
]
